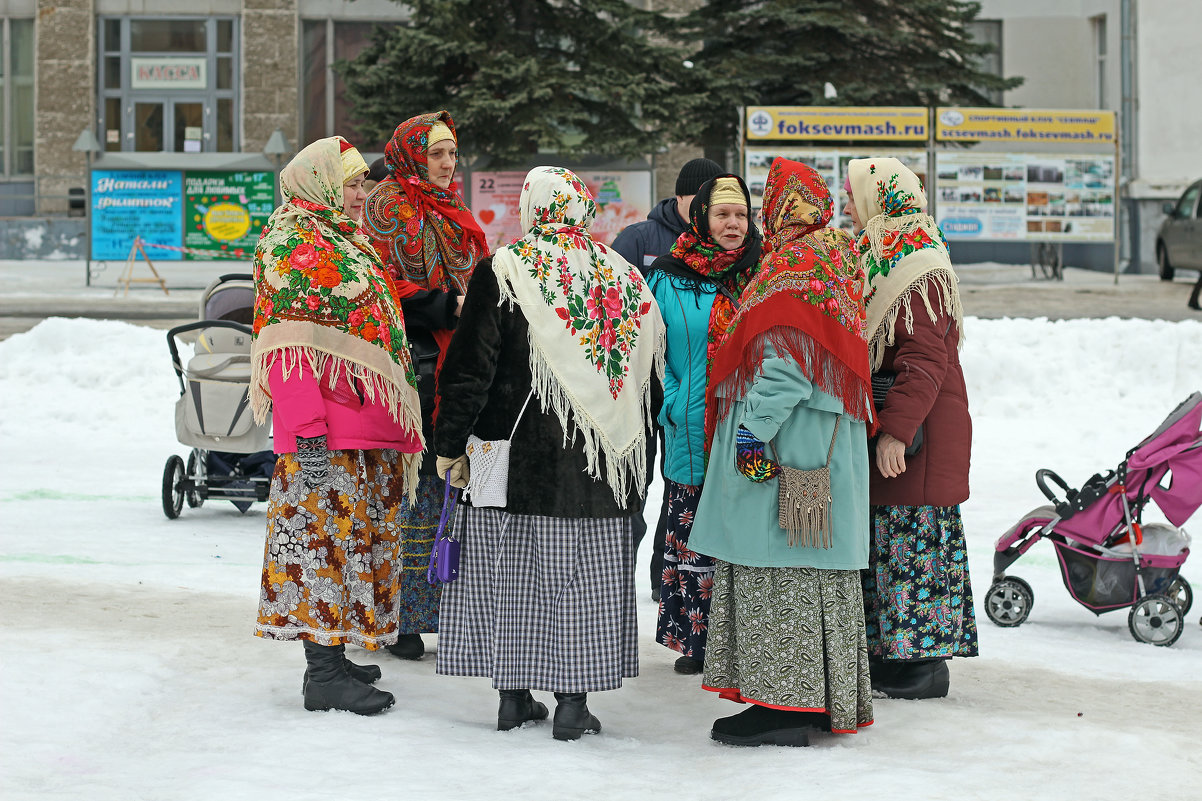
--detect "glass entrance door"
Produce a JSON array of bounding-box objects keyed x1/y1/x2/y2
[{"x1": 125, "y1": 98, "x2": 209, "y2": 152}]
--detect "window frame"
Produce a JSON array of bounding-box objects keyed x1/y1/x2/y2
[
  {"x1": 98, "y1": 15, "x2": 240, "y2": 153},
  {"x1": 2, "y1": 17, "x2": 35, "y2": 178}
]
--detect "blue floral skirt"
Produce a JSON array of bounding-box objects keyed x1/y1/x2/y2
[
  {"x1": 394, "y1": 473, "x2": 445, "y2": 634},
  {"x1": 655, "y1": 481, "x2": 714, "y2": 660},
  {"x1": 861, "y1": 505, "x2": 979, "y2": 660}
]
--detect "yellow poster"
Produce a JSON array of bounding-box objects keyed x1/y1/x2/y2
[
  {"x1": 746, "y1": 107, "x2": 928, "y2": 142},
  {"x1": 935, "y1": 108, "x2": 1116, "y2": 144}
]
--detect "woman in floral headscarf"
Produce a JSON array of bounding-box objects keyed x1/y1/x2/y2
[
  {"x1": 845, "y1": 157, "x2": 977, "y2": 701},
  {"x1": 644, "y1": 174, "x2": 762, "y2": 676},
  {"x1": 362, "y1": 111, "x2": 488, "y2": 661},
  {"x1": 433, "y1": 166, "x2": 663, "y2": 741},
  {"x1": 250, "y1": 136, "x2": 424, "y2": 716},
  {"x1": 689, "y1": 157, "x2": 874, "y2": 747}
]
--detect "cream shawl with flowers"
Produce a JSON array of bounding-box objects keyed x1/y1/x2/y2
[
  {"x1": 250, "y1": 136, "x2": 424, "y2": 497},
  {"x1": 847, "y1": 157, "x2": 964, "y2": 370},
  {"x1": 491, "y1": 166, "x2": 664, "y2": 506}
]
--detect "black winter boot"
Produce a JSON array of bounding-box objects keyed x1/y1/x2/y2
[
  {"x1": 869, "y1": 657, "x2": 904, "y2": 692},
  {"x1": 673, "y1": 656, "x2": 703, "y2": 675},
  {"x1": 302, "y1": 655, "x2": 382, "y2": 695},
  {"x1": 873, "y1": 658, "x2": 950, "y2": 700},
  {"x1": 386, "y1": 633, "x2": 426, "y2": 660},
  {"x1": 302, "y1": 641, "x2": 395, "y2": 715},
  {"x1": 497, "y1": 689, "x2": 549, "y2": 731},
  {"x1": 710, "y1": 705, "x2": 826, "y2": 747},
  {"x1": 552, "y1": 693, "x2": 601, "y2": 741}
]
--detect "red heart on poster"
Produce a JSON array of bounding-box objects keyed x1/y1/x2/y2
[{"x1": 479, "y1": 210, "x2": 495, "y2": 224}]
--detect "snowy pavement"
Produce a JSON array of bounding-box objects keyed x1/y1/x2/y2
[{"x1": 2, "y1": 315, "x2": 1201, "y2": 801}]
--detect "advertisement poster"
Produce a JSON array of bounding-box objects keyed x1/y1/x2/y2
[
  {"x1": 183, "y1": 171, "x2": 276, "y2": 259},
  {"x1": 91, "y1": 170, "x2": 184, "y2": 260},
  {"x1": 746, "y1": 106, "x2": 928, "y2": 142},
  {"x1": 470, "y1": 170, "x2": 652, "y2": 252},
  {"x1": 935, "y1": 152, "x2": 1115, "y2": 242},
  {"x1": 743, "y1": 148, "x2": 926, "y2": 231}
]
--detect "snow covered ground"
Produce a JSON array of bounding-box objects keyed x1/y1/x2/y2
[{"x1": 1, "y1": 315, "x2": 1200, "y2": 801}]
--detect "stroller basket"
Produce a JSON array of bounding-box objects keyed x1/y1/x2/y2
[{"x1": 1054, "y1": 541, "x2": 1182, "y2": 613}]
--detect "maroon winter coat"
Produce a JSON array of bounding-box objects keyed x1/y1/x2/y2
[{"x1": 870, "y1": 284, "x2": 971, "y2": 507}]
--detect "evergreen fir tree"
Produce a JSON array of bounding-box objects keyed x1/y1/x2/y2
[
  {"x1": 675, "y1": 0, "x2": 1022, "y2": 154},
  {"x1": 338, "y1": 0, "x2": 696, "y2": 165}
]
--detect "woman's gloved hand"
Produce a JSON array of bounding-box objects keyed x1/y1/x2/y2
[
  {"x1": 295, "y1": 434, "x2": 332, "y2": 493},
  {"x1": 436, "y1": 455, "x2": 470, "y2": 488},
  {"x1": 735, "y1": 425, "x2": 780, "y2": 482}
]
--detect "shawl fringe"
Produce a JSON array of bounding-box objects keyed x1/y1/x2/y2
[
  {"x1": 867, "y1": 268, "x2": 964, "y2": 371},
  {"x1": 250, "y1": 346, "x2": 424, "y2": 503},
  {"x1": 712, "y1": 326, "x2": 873, "y2": 429}
]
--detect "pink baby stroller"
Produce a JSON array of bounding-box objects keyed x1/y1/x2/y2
[{"x1": 986, "y1": 392, "x2": 1202, "y2": 646}]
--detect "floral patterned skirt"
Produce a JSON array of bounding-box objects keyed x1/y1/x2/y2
[
  {"x1": 254, "y1": 449, "x2": 406, "y2": 650},
  {"x1": 861, "y1": 504, "x2": 979, "y2": 660},
  {"x1": 393, "y1": 473, "x2": 445, "y2": 634},
  {"x1": 655, "y1": 481, "x2": 714, "y2": 660},
  {"x1": 702, "y1": 562, "x2": 874, "y2": 734}
]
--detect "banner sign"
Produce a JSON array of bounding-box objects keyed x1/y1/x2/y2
[
  {"x1": 130, "y1": 57, "x2": 208, "y2": 90},
  {"x1": 471, "y1": 170, "x2": 652, "y2": 252},
  {"x1": 934, "y1": 108, "x2": 1116, "y2": 144},
  {"x1": 935, "y1": 152, "x2": 1115, "y2": 242},
  {"x1": 746, "y1": 106, "x2": 928, "y2": 142},
  {"x1": 183, "y1": 171, "x2": 275, "y2": 259},
  {"x1": 743, "y1": 147, "x2": 927, "y2": 231},
  {"x1": 91, "y1": 170, "x2": 184, "y2": 260}
]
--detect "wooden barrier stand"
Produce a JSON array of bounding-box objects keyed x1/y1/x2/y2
[{"x1": 116, "y1": 236, "x2": 170, "y2": 297}]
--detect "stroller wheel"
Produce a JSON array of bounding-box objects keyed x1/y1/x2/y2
[
  {"x1": 185, "y1": 451, "x2": 204, "y2": 509},
  {"x1": 161, "y1": 456, "x2": 186, "y2": 520},
  {"x1": 984, "y1": 577, "x2": 1034, "y2": 627},
  {"x1": 1165, "y1": 577, "x2": 1193, "y2": 616},
  {"x1": 1128, "y1": 594, "x2": 1184, "y2": 647}
]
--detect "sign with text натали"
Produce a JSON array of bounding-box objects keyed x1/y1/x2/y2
[{"x1": 91, "y1": 170, "x2": 184, "y2": 260}]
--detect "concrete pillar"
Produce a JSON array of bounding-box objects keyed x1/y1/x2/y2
[
  {"x1": 241, "y1": 0, "x2": 298, "y2": 153},
  {"x1": 35, "y1": 0, "x2": 95, "y2": 214}
]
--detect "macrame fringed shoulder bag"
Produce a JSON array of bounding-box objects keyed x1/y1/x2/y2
[{"x1": 770, "y1": 416, "x2": 841, "y2": 549}]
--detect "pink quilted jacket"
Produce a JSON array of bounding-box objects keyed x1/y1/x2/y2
[{"x1": 268, "y1": 360, "x2": 423, "y2": 455}]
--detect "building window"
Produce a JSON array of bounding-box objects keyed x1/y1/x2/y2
[
  {"x1": 2, "y1": 18, "x2": 35, "y2": 177},
  {"x1": 1092, "y1": 15, "x2": 1107, "y2": 108},
  {"x1": 301, "y1": 20, "x2": 397, "y2": 152},
  {"x1": 98, "y1": 17, "x2": 239, "y2": 152},
  {"x1": 965, "y1": 20, "x2": 1003, "y2": 105}
]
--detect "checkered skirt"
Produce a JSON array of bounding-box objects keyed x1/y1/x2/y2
[{"x1": 436, "y1": 507, "x2": 638, "y2": 692}]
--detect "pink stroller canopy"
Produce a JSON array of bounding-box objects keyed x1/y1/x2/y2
[{"x1": 1127, "y1": 392, "x2": 1202, "y2": 528}]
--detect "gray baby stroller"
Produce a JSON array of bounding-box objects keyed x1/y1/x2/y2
[{"x1": 160, "y1": 273, "x2": 276, "y2": 518}]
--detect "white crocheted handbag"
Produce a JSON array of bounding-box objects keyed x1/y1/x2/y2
[{"x1": 464, "y1": 390, "x2": 534, "y2": 508}]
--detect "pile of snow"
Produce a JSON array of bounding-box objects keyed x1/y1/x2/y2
[{"x1": 1, "y1": 316, "x2": 1200, "y2": 800}]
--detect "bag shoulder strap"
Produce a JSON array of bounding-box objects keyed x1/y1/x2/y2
[
  {"x1": 509, "y1": 389, "x2": 536, "y2": 440},
  {"x1": 768, "y1": 415, "x2": 842, "y2": 467}
]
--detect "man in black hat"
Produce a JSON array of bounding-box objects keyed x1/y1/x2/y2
[
  {"x1": 612, "y1": 157, "x2": 725, "y2": 275},
  {"x1": 612, "y1": 157, "x2": 725, "y2": 602}
]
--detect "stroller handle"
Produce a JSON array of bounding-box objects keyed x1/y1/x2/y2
[
  {"x1": 1035, "y1": 469, "x2": 1072, "y2": 504},
  {"x1": 166, "y1": 320, "x2": 254, "y2": 393}
]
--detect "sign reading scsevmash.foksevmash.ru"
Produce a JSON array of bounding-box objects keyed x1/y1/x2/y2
[
  {"x1": 934, "y1": 108, "x2": 1116, "y2": 143},
  {"x1": 746, "y1": 107, "x2": 928, "y2": 142}
]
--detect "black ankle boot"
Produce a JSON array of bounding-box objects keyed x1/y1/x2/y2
[
  {"x1": 302, "y1": 655, "x2": 382, "y2": 695},
  {"x1": 497, "y1": 689, "x2": 549, "y2": 731},
  {"x1": 874, "y1": 659, "x2": 950, "y2": 700},
  {"x1": 869, "y1": 657, "x2": 904, "y2": 692},
  {"x1": 552, "y1": 692, "x2": 601, "y2": 740},
  {"x1": 386, "y1": 633, "x2": 425, "y2": 660},
  {"x1": 302, "y1": 641, "x2": 395, "y2": 715},
  {"x1": 710, "y1": 705, "x2": 824, "y2": 747},
  {"x1": 673, "y1": 655, "x2": 703, "y2": 675}
]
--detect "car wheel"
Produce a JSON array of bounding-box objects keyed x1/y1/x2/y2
[{"x1": 1158, "y1": 243, "x2": 1175, "y2": 281}]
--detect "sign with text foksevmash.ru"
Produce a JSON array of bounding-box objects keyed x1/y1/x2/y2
[
  {"x1": 130, "y1": 57, "x2": 207, "y2": 90},
  {"x1": 746, "y1": 106, "x2": 929, "y2": 142},
  {"x1": 935, "y1": 108, "x2": 1116, "y2": 144},
  {"x1": 91, "y1": 170, "x2": 184, "y2": 260}
]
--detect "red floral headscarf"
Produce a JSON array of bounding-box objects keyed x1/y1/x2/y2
[
  {"x1": 362, "y1": 111, "x2": 488, "y2": 293},
  {"x1": 706, "y1": 158, "x2": 872, "y2": 441}
]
